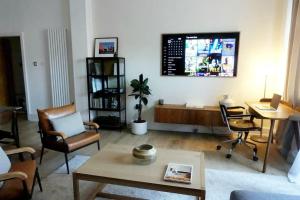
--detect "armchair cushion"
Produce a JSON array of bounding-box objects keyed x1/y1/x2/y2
[
  {"x1": 0, "y1": 147, "x2": 11, "y2": 188},
  {"x1": 37, "y1": 103, "x2": 76, "y2": 133},
  {"x1": 0, "y1": 160, "x2": 36, "y2": 200},
  {"x1": 50, "y1": 112, "x2": 85, "y2": 138}
]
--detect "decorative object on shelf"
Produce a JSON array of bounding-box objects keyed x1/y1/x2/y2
[
  {"x1": 129, "y1": 74, "x2": 151, "y2": 135},
  {"x1": 158, "y1": 99, "x2": 164, "y2": 105},
  {"x1": 132, "y1": 144, "x2": 157, "y2": 164},
  {"x1": 94, "y1": 37, "x2": 118, "y2": 57},
  {"x1": 86, "y1": 57, "x2": 126, "y2": 129},
  {"x1": 219, "y1": 94, "x2": 235, "y2": 107}
]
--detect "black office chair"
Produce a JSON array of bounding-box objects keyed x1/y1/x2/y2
[{"x1": 216, "y1": 104, "x2": 260, "y2": 161}]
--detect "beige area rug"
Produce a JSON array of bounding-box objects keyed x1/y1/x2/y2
[{"x1": 32, "y1": 154, "x2": 300, "y2": 200}]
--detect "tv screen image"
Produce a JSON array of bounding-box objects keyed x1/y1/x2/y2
[{"x1": 161, "y1": 32, "x2": 239, "y2": 77}]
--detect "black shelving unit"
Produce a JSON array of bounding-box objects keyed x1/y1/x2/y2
[{"x1": 86, "y1": 57, "x2": 126, "y2": 129}]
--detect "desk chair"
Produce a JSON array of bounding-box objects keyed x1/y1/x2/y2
[{"x1": 217, "y1": 104, "x2": 261, "y2": 160}]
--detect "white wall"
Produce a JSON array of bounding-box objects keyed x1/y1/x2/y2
[
  {"x1": 69, "y1": 0, "x2": 93, "y2": 119},
  {"x1": 91, "y1": 0, "x2": 289, "y2": 132},
  {"x1": 0, "y1": 0, "x2": 70, "y2": 120},
  {"x1": 0, "y1": 0, "x2": 290, "y2": 131}
]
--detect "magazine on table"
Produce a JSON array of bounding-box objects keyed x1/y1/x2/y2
[{"x1": 164, "y1": 163, "x2": 193, "y2": 184}]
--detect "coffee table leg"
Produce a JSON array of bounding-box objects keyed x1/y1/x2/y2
[
  {"x1": 262, "y1": 119, "x2": 275, "y2": 173},
  {"x1": 73, "y1": 173, "x2": 80, "y2": 200}
]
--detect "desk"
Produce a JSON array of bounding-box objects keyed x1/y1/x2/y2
[{"x1": 246, "y1": 102, "x2": 295, "y2": 173}]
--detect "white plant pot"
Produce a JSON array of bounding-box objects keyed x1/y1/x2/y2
[{"x1": 131, "y1": 121, "x2": 148, "y2": 135}]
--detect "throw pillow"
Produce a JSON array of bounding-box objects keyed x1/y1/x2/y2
[
  {"x1": 50, "y1": 112, "x2": 85, "y2": 138},
  {"x1": 0, "y1": 146, "x2": 11, "y2": 188}
]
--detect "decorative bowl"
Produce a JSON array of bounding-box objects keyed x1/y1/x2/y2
[{"x1": 132, "y1": 144, "x2": 157, "y2": 164}]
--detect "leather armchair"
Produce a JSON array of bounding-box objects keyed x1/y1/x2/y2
[
  {"x1": 37, "y1": 103, "x2": 101, "y2": 174},
  {"x1": 0, "y1": 147, "x2": 42, "y2": 200}
]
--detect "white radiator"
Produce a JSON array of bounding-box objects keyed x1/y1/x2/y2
[{"x1": 47, "y1": 28, "x2": 70, "y2": 107}]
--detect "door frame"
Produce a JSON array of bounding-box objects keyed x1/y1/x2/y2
[{"x1": 0, "y1": 32, "x2": 31, "y2": 120}]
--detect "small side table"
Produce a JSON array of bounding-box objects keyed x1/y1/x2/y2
[{"x1": 0, "y1": 106, "x2": 22, "y2": 147}]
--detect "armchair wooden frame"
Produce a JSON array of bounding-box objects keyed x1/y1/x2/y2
[
  {"x1": 0, "y1": 147, "x2": 42, "y2": 200},
  {"x1": 37, "y1": 103, "x2": 101, "y2": 174},
  {"x1": 38, "y1": 123, "x2": 100, "y2": 174}
]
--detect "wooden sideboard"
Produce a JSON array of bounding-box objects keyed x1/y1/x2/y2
[{"x1": 154, "y1": 104, "x2": 225, "y2": 127}]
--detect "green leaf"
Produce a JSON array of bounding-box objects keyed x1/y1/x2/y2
[
  {"x1": 143, "y1": 78, "x2": 148, "y2": 85},
  {"x1": 141, "y1": 97, "x2": 148, "y2": 105},
  {"x1": 135, "y1": 104, "x2": 141, "y2": 109},
  {"x1": 130, "y1": 79, "x2": 139, "y2": 88}
]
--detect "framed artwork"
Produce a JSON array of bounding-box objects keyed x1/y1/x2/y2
[{"x1": 94, "y1": 37, "x2": 118, "y2": 57}]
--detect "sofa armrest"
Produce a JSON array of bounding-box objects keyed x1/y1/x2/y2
[
  {"x1": 289, "y1": 113, "x2": 300, "y2": 122},
  {"x1": 230, "y1": 190, "x2": 300, "y2": 200},
  {"x1": 46, "y1": 130, "x2": 67, "y2": 139},
  {"x1": 5, "y1": 147, "x2": 35, "y2": 156},
  {"x1": 0, "y1": 171, "x2": 28, "y2": 181},
  {"x1": 83, "y1": 121, "x2": 100, "y2": 130}
]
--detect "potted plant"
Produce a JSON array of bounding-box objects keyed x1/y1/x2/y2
[{"x1": 129, "y1": 74, "x2": 151, "y2": 135}]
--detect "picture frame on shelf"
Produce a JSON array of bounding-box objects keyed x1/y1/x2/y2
[{"x1": 94, "y1": 37, "x2": 118, "y2": 57}]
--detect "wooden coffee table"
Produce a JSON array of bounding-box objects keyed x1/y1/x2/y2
[{"x1": 73, "y1": 143, "x2": 206, "y2": 200}]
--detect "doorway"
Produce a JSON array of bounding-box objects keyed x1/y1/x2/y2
[{"x1": 0, "y1": 36, "x2": 27, "y2": 113}]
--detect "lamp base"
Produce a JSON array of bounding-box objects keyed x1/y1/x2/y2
[{"x1": 250, "y1": 135, "x2": 268, "y2": 143}]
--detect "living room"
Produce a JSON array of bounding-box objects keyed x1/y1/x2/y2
[{"x1": 0, "y1": 0, "x2": 300, "y2": 199}]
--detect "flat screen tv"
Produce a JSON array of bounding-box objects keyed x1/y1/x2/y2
[{"x1": 161, "y1": 32, "x2": 240, "y2": 77}]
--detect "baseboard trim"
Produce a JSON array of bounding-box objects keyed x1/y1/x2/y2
[{"x1": 28, "y1": 113, "x2": 38, "y2": 121}]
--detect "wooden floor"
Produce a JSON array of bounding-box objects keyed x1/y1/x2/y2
[{"x1": 1, "y1": 117, "x2": 291, "y2": 178}]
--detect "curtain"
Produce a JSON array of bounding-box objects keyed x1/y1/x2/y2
[
  {"x1": 283, "y1": 0, "x2": 300, "y2": 183},
  {"x1": 284, "y1": 0, "x2": 300, "y2": 106}
]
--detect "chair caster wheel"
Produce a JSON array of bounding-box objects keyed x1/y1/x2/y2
[
  {"x1": 216, "y1": 145, "x2": 221, "y2": 150},
  {"x1": 226, "y1": 154, "x2": 232, "y2": 159},
  {"x1": 253, "y1": 156, "x2": 258, "y2": 161}
]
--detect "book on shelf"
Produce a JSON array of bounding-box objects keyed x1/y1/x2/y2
[
  {"x1": 91, "y1": 78, "x2": 102, "y2": 93},
  {"x1": 95, "y1": 63, "x2": 102, "y2": 75},
  {"x1": 90, "y1": 96, "x2": 102, "y2": 109},
  {"x1": 119, "y1": 62, "x2": 125, "y2": 75},
  {"x1": 163, "y1": 163, "x2": 193, "y2": 184}
]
